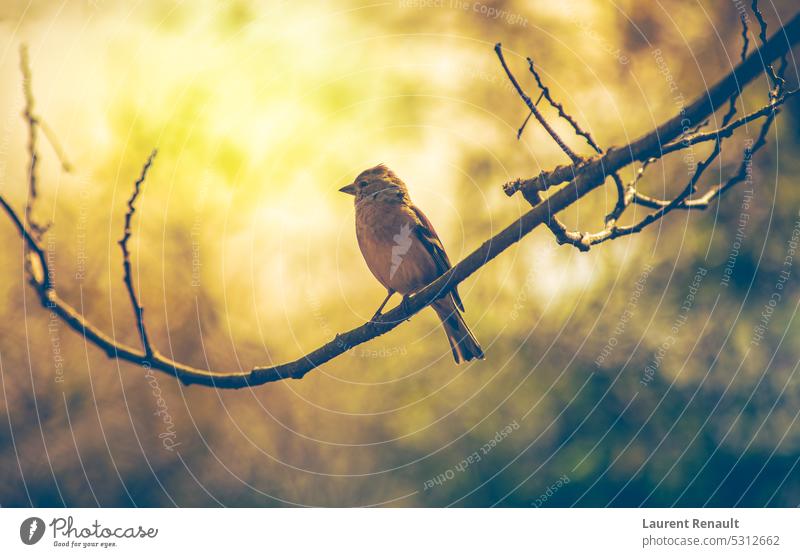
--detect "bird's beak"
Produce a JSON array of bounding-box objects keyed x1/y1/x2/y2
[{"x1": 339, "y1": 183, "x2": 357, "y2": 195}]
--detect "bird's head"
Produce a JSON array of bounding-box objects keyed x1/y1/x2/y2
[{"x1": 339, "y1": 164, "x2": 410, "y2": 204}]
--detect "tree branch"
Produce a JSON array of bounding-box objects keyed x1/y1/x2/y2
[
  {"x1": 500, "y1": 8, "x2": 793, "y2": 253},
  {"x1": 1, "y1": 12, "x2": 799, "y2": 388},
  {"x1": 119, "y1": 150, "x2": 158, "y2": 357},
  {"x1": 502, "y1": 12, "x2": 800, "y2": 202},
  {"x1": 20, "y1": 45, "x2": 44, "y2": 236},
  {"x1": 494, "y1": 43, "x2": 583, "y2": 165}
]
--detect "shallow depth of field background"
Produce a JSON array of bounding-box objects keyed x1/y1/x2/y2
[{"x1": 1, "y1": 0, "x2": 799, "y2": 507}]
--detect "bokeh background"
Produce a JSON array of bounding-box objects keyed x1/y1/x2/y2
[{"x1": 1, "y1": 0, "x2": 799, "y2": 507}]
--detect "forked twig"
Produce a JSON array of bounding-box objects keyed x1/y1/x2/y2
[
  {"x1": 494, "y1": 43, "x2": 583, "y2": 165},
  {"x1": 525, "y1": 56, "x2": 603, "y2": 155}
]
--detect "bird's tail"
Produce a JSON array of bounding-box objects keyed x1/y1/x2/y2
[{"x1": 432, "y1": 297, "x2": 484, "y2": 364}]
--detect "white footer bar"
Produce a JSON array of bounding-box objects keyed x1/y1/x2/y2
[{"x1": 1, "y1": 508, "x2": 798, "y2": 556}]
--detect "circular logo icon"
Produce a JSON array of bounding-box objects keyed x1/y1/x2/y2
[{"x1": 20, "y1": 517, "x2": 45, "y2": 545}]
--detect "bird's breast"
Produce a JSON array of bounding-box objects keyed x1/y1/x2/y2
[{"x1": 354, "y1": 200, "x2": 437, "y2": 294}]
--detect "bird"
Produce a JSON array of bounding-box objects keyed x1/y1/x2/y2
[{"x1": 339, "y1": 164, "x2": 484, "y2": 363}]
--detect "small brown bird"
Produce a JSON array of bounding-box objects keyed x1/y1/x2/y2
[{"x1": 340, "y1": 164, "x2": 484, "y2": 363}]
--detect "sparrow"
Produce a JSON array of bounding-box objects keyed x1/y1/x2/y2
[{"x1": 339, "y1": 164, "x2": 484, "y2": 363}]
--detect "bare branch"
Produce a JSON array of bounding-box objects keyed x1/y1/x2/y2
[
  {"x1": 2, "y1": 13, "x2": 799, "y2": 388},
  {"x1": 678, "y1": 7, "x2": 754, "y2": 210},
  {"x1": 716, "y1": 11, "x2": 751, "y2": 128},
  {"x1": 752, "y1": 0, "x2": 768, "y2": 45},
  {"x1": 603, "y1": 173, "x2": 630, "y2": 228},
  {"x1": 119, "y1": 150, "x2": 158, "y2": 357},
  {"x1": 0, "y1": 194, "x2": 50, "y2": 288},
  {"x1": 685, "y1": 106, "x2": 777, "y2": 209},
  {"x1": 19, "y1": 45, "x2": 44, "y2": 236},
  {"x1": 631, "y1": 102, "x2": 777, "y2": 212},
  {"x1": 506, "y1": 10, "x2": 796, "y2": 252},
  {"x1": 509, "y1": 89, "x2": 794, "y2": 251},
  {"x1": 494, "y1": 43, "x2": 583, "y2": 164},
  {"x1": 528, "y1": 189, "x2": 590, "y2": 252},
  {"x1": 752, "y1": 0, "x2": 786, "y2": 93},
  {"x1": 567, "y1": 95, "x2": 783, "y2": 244},
  {"x1": 526, "y1": 56, "x2": 603, "y2": 154},
  {"x1": 19, "y1": 47, "x2": 72, "y2": 222},
  {"x1": 658, "y1": 89, "x2": 796, "y2": 156},
  {"x1": 588, "y1": 140, "x2": 723, "y2": 246},
  {"x1": 740, "y1": 11, "x2": 751, "y2": 66}
]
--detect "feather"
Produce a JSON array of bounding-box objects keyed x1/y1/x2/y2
[{"x1": 410, "y1": 204, "x2": 464, "y2": 312}]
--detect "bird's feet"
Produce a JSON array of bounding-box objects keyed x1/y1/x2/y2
[
  {"x1": 370, "y1": 289, "x2": 395, "y2": 323},
  {"x1": 369, "y1": 292, "x2": 412, "y2": 322}
]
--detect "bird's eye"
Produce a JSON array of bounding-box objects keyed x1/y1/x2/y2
[{"x1": 359, "y1": 180, "x2": 368, "y2": 188}]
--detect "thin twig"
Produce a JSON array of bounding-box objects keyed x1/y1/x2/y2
[
  {"x1": 651, "y1": 89, "x2": 796, "y2": 157},
  {"x1": 516, "y1": 110, "x2": 533, "y2": 139},
  {"x1": 119, "y1": 150, "x2": 158, "y2": 357},
  {"x1": 686, "y1": 113, "x2": 774, "y2": 208},
  {"x1": 740, "y1": 12, "x2": 751, "y2": 66},
  {"x1": 629, "y1": 157, "x2": 658, "y2": 191},
  {"x1": 516, "y1": 91, "x2": 544, "y2": 139},
  {"x1": 752, "y1": 0, "x2": 785, "y2": 93},
  {"x1": 609, "y1": 140, "x2": 722, "y2": 238},
  {"x1": 526, "y1": 56, "x2": 603, "y2": 154},
  {"x1": 632, "y1": 103, "x2": 778, "y2": 211},
  {"x1": 494, "y1": 43, "x2": 583, "y2": 164},
  {"x1": 503, "y1": 13, "x2": 800, "y2": 201},
  {"x1": 629, "y1": 12, "x2": 750, "y2": 220},
  {"x1": 718, "y1": 13, "x2": 751, "y2": 128},
  {"x1": 19, "y1": 45, "x2": 44, "y2": 236},
  {"x1": 522, "y1": 87, "x2": 793, "y2": 248},
  {"x1": 38, "y1": 118, "x2": 73, "y2": 173},
  {"x1": 545, "y1": 82, "x2": 787, "y2": 250},
  {"x1": 603, "y1": 173, "x2": 630, "y2": 227},
  {"x1": 579, "y1": 103, "x2": 780, "y2": 244}
]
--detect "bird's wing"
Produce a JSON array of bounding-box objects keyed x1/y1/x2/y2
[{"x1": 410, "y1": 204, "x2": 464, "y2": 312}]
